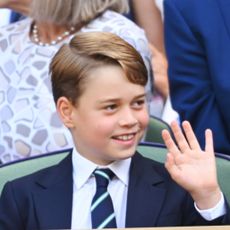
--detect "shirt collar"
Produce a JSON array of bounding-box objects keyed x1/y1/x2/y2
[{"x1": 72, "y1": 147, "x2": 131, "y2": 189}]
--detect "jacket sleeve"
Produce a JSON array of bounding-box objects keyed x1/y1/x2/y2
[{"x1": 0, "y1": 182, "x2": 24, "y2": 230}]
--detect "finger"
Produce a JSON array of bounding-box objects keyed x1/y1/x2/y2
[
  {"x1": 205, "y1": 129, "x2": 214, "y2": 154},
  {"x1": 182, "y1": 121, "x2": 201, "y2": 150},
  {"x1": 165, "y1": 153, "x2": 181, "y2": 180},
  {"x1": 162, "y1": 129, "x2": 180, "y2": 156},
  {"x1": 170, "y1": 121, "x2": 190, "y2": 153}
]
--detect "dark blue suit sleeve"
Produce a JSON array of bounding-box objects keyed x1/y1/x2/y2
[
  {"x1": 164, "y1": 0, "x2": 230, "y2": 154},
  {"x1": 0, "y1": 182, "x2": 24, "y2": 230}
]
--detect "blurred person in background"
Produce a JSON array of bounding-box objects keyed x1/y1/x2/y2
[
  {"x1": 130, "y1": 0, "x2": 179, "y2": 123},
  {"x1": 164, "y1": 0, "x2": 230, "y2": 155}
]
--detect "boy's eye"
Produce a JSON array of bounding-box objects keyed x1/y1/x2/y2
[
  {"x1": 104, "y1": 104, "x2": 117, "y2": 111},
  {"x1": 132, "y1": 99, "x2": 145, "y2": 108}
]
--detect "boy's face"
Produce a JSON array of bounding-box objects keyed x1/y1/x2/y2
[{"x1": 60, "y1": 65, "x2": 149, "y2": 165}]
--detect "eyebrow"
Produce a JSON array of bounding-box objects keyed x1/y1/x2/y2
[{"x1": 97, "y1": 93, "x2": 147, "y2": 104}]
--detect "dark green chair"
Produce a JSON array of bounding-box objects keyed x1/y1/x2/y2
[{"x1": 144, "y1": 116, "x2": 172, "y2": 144}]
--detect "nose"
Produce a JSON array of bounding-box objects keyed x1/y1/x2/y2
[{"x1": 118, "y1": 108, "x2": 138, "y2": 127}]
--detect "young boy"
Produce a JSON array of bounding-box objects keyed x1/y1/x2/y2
[{"x1": 0, "y1": 32, "x2": 229, "y2": 229}]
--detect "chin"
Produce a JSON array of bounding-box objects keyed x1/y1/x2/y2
[{"x1": 118, "y1": 148, "x2": 136, "y2": 160}]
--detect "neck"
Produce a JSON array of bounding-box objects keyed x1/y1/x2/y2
[
  {"x1": 36, "y1": 22, "x2": 67, "y2": 40},
  {"x1": 31, "y1": 21, "x2": 75, "y2": 46}
]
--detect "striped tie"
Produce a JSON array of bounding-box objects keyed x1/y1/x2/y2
[{"x1": 91, "y1": 168, "x2": 117, "y2": 229}]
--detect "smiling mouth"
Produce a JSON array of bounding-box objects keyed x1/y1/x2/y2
[{"x1": 112, "y1": 133, "x2": 137, "y2": 141}]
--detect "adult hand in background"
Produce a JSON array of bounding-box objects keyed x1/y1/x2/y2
[
  {"x1": 149, "y1": 43, "x2": 169, "y2": 100},
  {"x1": 0, "y1": 0, "x2": 30, "y2": 15},
  {"x1": 0, "y1": 0, "x2": 9, "y2": 8},
  {"x1": 162, "y1": 121, "x2": 222, "y2": 210}
]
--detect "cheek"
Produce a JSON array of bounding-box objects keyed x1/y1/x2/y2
[
  {"x1": 139, "y1": 111, "x2": 150, "y2": 129},
  {"x1": 95, "y1": 118, "x2": 117, "y2": 135}
]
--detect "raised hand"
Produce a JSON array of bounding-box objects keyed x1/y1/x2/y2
[{"x1": 162, "y1": 120, "x2": 221, "y2": 209}]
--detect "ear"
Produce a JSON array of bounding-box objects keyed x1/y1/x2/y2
[{"x1": 56, "y1": 97, "x2": 75, "y2": 128}]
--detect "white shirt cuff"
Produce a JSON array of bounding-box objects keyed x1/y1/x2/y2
[{"x1": 194, "y1": 192, "x2": 226, "y2": 221}]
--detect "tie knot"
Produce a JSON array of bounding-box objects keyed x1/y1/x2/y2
[{"x1": 94, "y1": 168, "x2": 114, "y2": 188}]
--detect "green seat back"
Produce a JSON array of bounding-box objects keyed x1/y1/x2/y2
[
  {"x1": 144, "y1": 116, "x2": 171, "y2": 144},
  {"x1": 0, "y1": 149, "x2": 71, "y2": 194}
]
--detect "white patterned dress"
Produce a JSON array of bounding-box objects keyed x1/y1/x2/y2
[{"x1": 0, "y1": 10, "x2": 151, "y2": 163}]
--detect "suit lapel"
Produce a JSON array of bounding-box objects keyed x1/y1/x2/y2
[
  {"x1": 126, "y1": 153, "x2": 166, "y2": 227},
  {"x1": 33, "y1": 153, "x2": 73, "y2": 229},
  {"x1": 217, "y1": 0, "x2": 230, "y2": 38}
]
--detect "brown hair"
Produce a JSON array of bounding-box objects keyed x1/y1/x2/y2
[{"x1": 50, "y1": 32, "x2": 148, "y2": 105}]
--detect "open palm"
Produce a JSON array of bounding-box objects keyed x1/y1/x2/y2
[{"x1": 162, "y1": 121, "x2": 221, "y2": 209}]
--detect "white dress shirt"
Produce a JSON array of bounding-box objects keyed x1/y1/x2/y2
[
  {"x1": 70, "y1": 147, "x2": 226, "y2": 229},
  {"x1": 71, "y1": 148, "x2": 130, "y2": 229}
]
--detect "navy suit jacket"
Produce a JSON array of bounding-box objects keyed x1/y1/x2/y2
[
  {"x1": 164, "y1": 0, "x2": 230, "y2": 154},
  {"x1": 0, "y1": 152, "x2": 229, "y2": 229}
]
